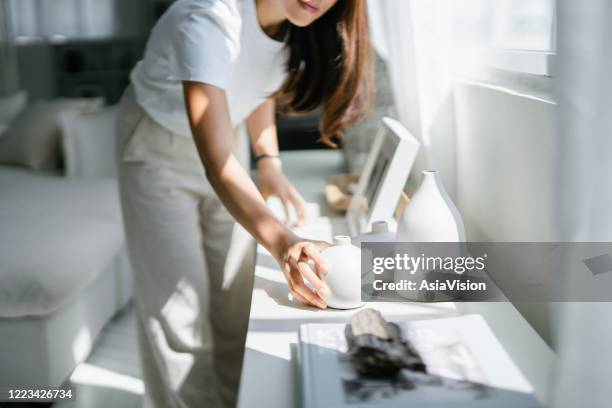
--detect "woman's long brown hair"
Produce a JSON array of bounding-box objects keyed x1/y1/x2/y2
[{"x1": 275, "y1": 0, "x2": 374, "y2": 146}]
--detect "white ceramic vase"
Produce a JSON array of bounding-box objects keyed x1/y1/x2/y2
[
  {"x1": 397, "y1": 170, "x2": 465, "y2": 242},
  {"x1": 351, "y1": 221, "x2": 395, "y2": 246},
  {"x1": 320, "y1": 236, "x2": 363, "y2": 309},
  {"x1": 395, "y1": 170, "x2": 466, "y2": 301},
  {"x1": 352, "y1": 221, "x2": 396, "y2": 287}
]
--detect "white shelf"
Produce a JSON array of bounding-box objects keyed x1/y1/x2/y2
[{"x1": 238, "y1": 150, "x2": 555, "y2": 408}]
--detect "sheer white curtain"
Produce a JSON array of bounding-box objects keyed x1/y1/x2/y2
[
  {"x1": 367, "y1": 0, "x2": 457, "y2": 196},
  {"x1": 553, "y1": 1, "x2": 612, "y2": 407},
  {"x1": 366, "y1": 0, "x2": 556, "y2": 197}
]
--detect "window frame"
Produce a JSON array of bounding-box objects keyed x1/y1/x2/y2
[
  {"x1": 455, "y1": 0, "x2": 557, "y2": 78},
  {"x1": 463, "y1": 48, "x2": 555, "y2": 77},
  {"x1": 453, "y1": 2, "x2": 557, "y2": 100}
]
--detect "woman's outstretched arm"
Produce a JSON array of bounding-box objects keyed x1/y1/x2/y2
[
  {"x1": 247, "y1": 98, "x2": 306, "y2": 225},
  {"x1": 183, "y1": 80, "x2": 330, "y2": 308}
]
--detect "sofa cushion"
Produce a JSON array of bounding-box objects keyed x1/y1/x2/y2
[
  {"x1": 0, "y1": 215, "x2": 124, "y2": 317},
  {"x1": 0, "y1": 166, "x2": 124, "y2": 317},
  {"x1": 0, "y1": 98, "x2": 103, "y2": 171},
  {"x1": 61, "y1": 105, "x2": 119, "y2": 179},
  {"x1": 0, "y1": 166, "x2": 121, "y2": 221}
]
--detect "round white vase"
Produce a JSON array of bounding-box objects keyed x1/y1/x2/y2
[
  {"x1": 397, "y1": 170, "x2": 465, "y2": 242},
  {"x1": 320, "y1": 236, "x2": 364, "y2": 310}
]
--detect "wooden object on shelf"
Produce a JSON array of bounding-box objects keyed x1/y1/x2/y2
[
  {"x1": 394, "y1": 192, "x2": 410, "y2": 219},
  {"x1": 325, "y1": 173, "x2": 366, "y2": 213}
]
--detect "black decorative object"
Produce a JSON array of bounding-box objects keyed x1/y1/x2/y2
[{"x1": 345, "y1": 308, "x2": 426, "y2": 378}]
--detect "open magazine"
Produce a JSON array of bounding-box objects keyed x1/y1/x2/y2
[{"x1": 298, "y1": 314, "x2": 540, "y2": 408}]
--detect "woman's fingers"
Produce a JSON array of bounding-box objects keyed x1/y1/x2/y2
[
  {"x1": 283, "y1": 263, "x2": 315, "y2": 307},
  {"x1": 287, "y1": 281, "x2": 314, "y2": 306},
  {"x1": 281, "y1": 239, "x2": 332, "y2": 309},
  {"x1": 279, "y1": 189, "x2": 305, "y2": 226},
  {"x1": 302, "y1": 243, "x2": 329, "y2": 275},
  {"x1": 297, "y1": 260, "x2": 331, "y2": 297},
  {"x1": 292, "y1": 279, "x2": 327, "y2": 309},
  {"x1": 280, "y1": 195, "x2": 291, "y2": 225},
  {"x1": 289, "y1": 258, "x2": 327, "y2": 309},
  {"x1": 288, "y1": 187, "x2": 306, "y2": 225}
]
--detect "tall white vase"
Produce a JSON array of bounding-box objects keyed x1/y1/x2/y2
[
  {"x1": 397, "y1": 170, "x2": 465, "y2": 242},
  {"x1": 395, "y1": 170, "x2": 466, "y2": 301}
]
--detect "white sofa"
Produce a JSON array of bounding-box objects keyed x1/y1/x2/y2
[{"x1": 0, "y1": 93, "x2": 131, "y2": 388}]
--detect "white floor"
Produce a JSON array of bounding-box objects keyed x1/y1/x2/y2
[{"x1": 54, "y1": 304, "x2": 144, "y2": 408}]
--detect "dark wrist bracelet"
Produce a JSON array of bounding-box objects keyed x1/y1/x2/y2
[{"x1": 254, "y1": 154, "x2": 281, "y2": 164}]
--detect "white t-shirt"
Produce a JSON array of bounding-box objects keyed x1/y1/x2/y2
[{"x1": 130, "y1": 0, "x2": 287, "y2": 138}]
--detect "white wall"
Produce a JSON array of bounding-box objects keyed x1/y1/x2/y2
[
  {"x1": 454, "y1": 81, "x2": 556, "y2": 242},
  {"x1": 453, "y1": 81, "x2": 556, "y2": 342}
]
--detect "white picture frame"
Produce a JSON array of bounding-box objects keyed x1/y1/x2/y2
[{"x1": 346, "y1": 117, "x2": 420, "y2": 235}]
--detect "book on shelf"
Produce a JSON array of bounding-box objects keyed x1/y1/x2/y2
[{"x1": 298, "y1": 314, "x2": 540, "y2": 408}]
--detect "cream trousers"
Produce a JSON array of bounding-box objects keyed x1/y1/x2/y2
[{"x1": 117, "y1": 88, "x2": 255, "y2": 408}]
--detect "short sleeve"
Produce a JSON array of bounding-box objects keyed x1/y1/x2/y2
[{"x1": 167, "y1": 0, "x2": 241, "y2": 89}]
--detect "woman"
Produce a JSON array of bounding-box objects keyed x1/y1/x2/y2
[{"x1": 118, "y1": 0, "x2": 372, "y2": 407}]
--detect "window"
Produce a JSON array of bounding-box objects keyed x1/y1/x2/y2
[
  {"x1": 452, "y1": 0, "x2": 556, "y2": 77},
  {"x1": 5, "y1": 0, "x2": 149, "y2": 43},
  {"x1": 454, "y1": 0, "x2": 555, "y2": 51}
]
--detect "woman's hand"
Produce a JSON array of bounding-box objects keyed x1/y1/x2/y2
[
  {"x1": 275, "y1": 233, "x2": 331, "y2": 309},
  {"x1": 258, "y1": 158, "x2": 307, "y2": 226}
]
